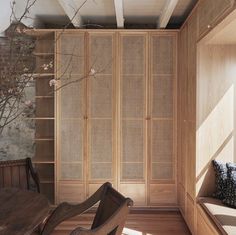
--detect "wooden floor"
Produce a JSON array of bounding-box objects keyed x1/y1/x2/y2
[{"x1": 52, "y1": 211, "x2": 191, "y2": 235}]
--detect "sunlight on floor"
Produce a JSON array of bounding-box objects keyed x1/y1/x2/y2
[{"x1": 123, "y1": 227, "x2": 153, "y2": 235}]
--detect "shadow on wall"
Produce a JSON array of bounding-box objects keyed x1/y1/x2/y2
[
  {"x1": 196, "y1": 85, "x2": 235, "y2": 197},
  {"x1": 196, "y1": 42, "x2": 236, "y2": 197}
]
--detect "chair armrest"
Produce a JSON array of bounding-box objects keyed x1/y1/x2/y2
[
  {"x1": 41, "y1": 182, "x2": 112, "y2": 235},
  {"x1": 70, "y1": 198, "x2": 132, "y2": 235},
  {"x1": 26, "y1": 158, "x2": 40, "y2": 193}
]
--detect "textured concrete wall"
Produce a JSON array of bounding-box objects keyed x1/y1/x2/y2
[{"x1": 0, "y1": 36, "x2": 35, "y2": 161}]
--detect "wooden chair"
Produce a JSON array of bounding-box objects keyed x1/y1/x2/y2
[
  {"x1": 0, "y1": 157, "x2": 40, "y2": 193},
  {"x1": 40, "y1": 182, "x2": 133, "y2": 235}
]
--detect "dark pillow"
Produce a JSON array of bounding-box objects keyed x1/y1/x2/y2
[
  {"x1": 212, "y1": 160, "x2": 228, "y2": 199},
  {"x1": 222, "y1": 163, "x2": 236, "y2": 208}
]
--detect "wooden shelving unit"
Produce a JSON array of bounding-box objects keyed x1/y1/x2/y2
[{"x1": 32, "y1": 32, "x2": 55, "y2": 204}]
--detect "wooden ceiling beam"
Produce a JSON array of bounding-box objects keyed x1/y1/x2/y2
[
  {"x1": 158, "y1": 0, "x2": 179, "y2": 28},
  {"x1": 114, "y1": 0, "x2": 124, "y2": 28},
  {"x1": 58, "y1": 0, "x2": 83, "y2": 28}
]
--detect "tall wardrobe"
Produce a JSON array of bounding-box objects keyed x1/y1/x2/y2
[{"x1": 54, "y1": 30, "x2": 177, "y2": 207}]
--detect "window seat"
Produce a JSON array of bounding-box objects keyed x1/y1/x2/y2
[{"x1": 198, "y1": 197, "x2": 236, "y2": 235}]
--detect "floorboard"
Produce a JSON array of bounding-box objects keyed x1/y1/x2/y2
[{"x1": 52, "y1": 211, "x2": 191, "y2": 235}]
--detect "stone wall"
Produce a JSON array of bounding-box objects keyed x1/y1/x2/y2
[{"x1": 0, "y1": 36, "x2": 36, "y2": 161}]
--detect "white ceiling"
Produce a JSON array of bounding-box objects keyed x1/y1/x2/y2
[{"x1": 1, "y1": 0, "x2": 198, "y2": 31}]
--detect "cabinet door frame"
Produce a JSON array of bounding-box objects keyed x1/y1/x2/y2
[
  {"x1": 118, "y1": 32, "x2": 148, "y2": 206},
  {"x1": 148, "y1": 32, "x2": 177, "y2": 206}
]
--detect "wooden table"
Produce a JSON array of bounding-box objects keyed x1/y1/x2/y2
[{"x1": 0, "y1": 188, "x2": 50, "y2": 235}]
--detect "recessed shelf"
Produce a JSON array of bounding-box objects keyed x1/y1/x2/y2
[
  {"x1": 26, "y1": 117, "x2": 55, "y2": 120},
  {"x1": 23, "y1": 73, "x2": 55, "y2": 78},
  {"x1": 35, "y1": 138, "x2": 54, "y2": 141},
  {"x1": 35, "y1": 96, "x2": 54, "y2": 98},
  {"x1": 33, "y1": 161, "x2": 55, "y2": 164},
  {"x1": 33, "y1": 52, "x2": 54, "y2": 57}
]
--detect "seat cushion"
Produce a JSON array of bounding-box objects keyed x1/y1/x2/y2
[{"x1": 198, "y1": 197, "x2": 236, "y2": 235}]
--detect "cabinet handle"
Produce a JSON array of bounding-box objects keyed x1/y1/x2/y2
[{"x1": 146, "y1": 117, "x2": 151, "y2": 120}]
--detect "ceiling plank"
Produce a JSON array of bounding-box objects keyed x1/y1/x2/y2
[
  {"x1": 58, "y1": 0, "x2": 82, "y2": 27},
  {"x1": 114, "y1": 0, "x2": 124, "y2": 28},
  {"x1": 158, "y1": 0, "x2": 179, "y2": 28}
]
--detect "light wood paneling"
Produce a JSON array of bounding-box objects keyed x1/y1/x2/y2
[
  {"x1": 196, "y1": 205, "x2": 220, "y2": 235},
  {"x1": 198, "y1": 0, "x2": 234, "y2": 39},
  {"x1": 185, "y1": 195, "x2": 195, "y2": 234},
  {"x1": 151, "y1": 120, "x2": 173, "y2": 180},
  {"x1": 150, "y1": 184, "x2": 176, "y2": 205},
  {"x1": 178, "y1": 183, "x2": 186, "y2": 215},
  {"x1": 186, "y1": 11, "x2": 197, "y2": 200},
  {"x1": 177, "y1": 24, "x2": 188, "y2": 188},
  {"x1": 119, "y1": 184, "x2": 146, "y2": 206},
  {"x1": 178, "y1": 1, "x2": 236, "y2": 234},
  {"x1": 58, "y1": 183, "x2": 85, "y2": 203}
]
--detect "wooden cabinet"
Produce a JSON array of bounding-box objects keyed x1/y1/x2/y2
[
  {"x1": 178, "y1": 10, "x2": 197, "y2": 233},
  {"x1": 55, "y1": 30, "x2": 177, "y2": 207},
  {"x1": 119, "y1": 33, "x2": 147, "y2": 205},
  {"x1": 178, "y1": 0, "x2": 236, "y2": 234},
  {"x1": 87, "y1": 33, "x2": 116, "y2": 190},
  {"x1": 149, "y1": 34, "x2": 176, "y2": 205},
  {"x1": 198, "y1": 0, "x2": 234, "y2": 38},
  {"x1": 57, "y1": 32, "x2": 117, "y2": 203},
  {"x1": 57, "y1": 32, "x2": 86, "y2": 203}
]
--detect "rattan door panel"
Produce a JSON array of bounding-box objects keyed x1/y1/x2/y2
[
  {"x1": 122, "y1": 36, "x2": 145, "y2": 75},
  {"x1": 152, "y1": 75, "x2": 173, "y2": 118},
  {"x1": 60, "y1": 119, "x2": 83, "y2": 163},
  {"x1": 151, "y1": 36, "x2": 174, "y2": 75},
  {"x1": 89, "y1": 35, "x2": 113, "y2": 74},
  {"x1": 60, "y1": 33, "x2": 84, "y2": 75},
  {"x1": 61, "y1": 163, "x2": 83, "y2": 180},
  {"x1": 122, "y1": 76, "x2": 145, "y2": 118},
  {"x1": 89, "y1": 75, "x2": 112, "y2": 118},
  {"x1": 61, "y1": 76, "x2": 84, "y2": 118},
  {"x1": 89, "y1": 119, "x2": 113, "y2": 180},
  {"x1": 151, "y1": 120, "x2": 173, "y2": 163}
]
